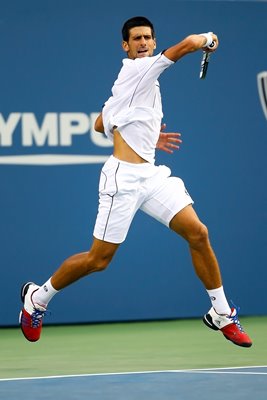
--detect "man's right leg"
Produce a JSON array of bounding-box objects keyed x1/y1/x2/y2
[{"x1": 19, "y1": 238, "x2": 120, "y2": 342}]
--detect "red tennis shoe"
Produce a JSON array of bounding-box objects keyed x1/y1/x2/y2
[
  {"x1": 19, "y1": 282, "x2": 46, "y2": 342},
  {"x1": 203, "y1": 306, "x2": 252, "y2": 347}
]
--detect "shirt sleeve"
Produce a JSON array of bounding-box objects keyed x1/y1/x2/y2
[{"x1": 134, "y1": 52, "x2": 174, "y2": 79}]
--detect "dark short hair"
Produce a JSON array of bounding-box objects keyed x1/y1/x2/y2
[{"x1": 122, "y1": 16, "x2": 155, "y2": 42}]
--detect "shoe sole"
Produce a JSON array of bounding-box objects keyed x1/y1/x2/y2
[
  {"x1": 203, "y1": 314, "x2": 219, "y2": 331},
  {"x1": 19, "y1": 282, "x2": 33, "y2": 324},
  {"x1": 20, "y1": 281, "x2": 34, "y2": 303},
  {"x1": 222, "y1": 333, "x2": 252, "y2": 348}
]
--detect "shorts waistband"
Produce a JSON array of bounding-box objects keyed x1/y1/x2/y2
[{"x1": 111, "y1": 155, "x2": 154, "y2": 169}]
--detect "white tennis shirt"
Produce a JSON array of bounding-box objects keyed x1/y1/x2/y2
[{"x1": 102, "y1": 52, "x2": 174, "y2": 164}]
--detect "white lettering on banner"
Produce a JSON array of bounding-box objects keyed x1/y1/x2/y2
[
  {"x1": 22, "y1": 113, "x2": 58, "y2": 146},
  {"x1": 0, "y1": 113, "x2": 21, "y2": 146},
  {"x1": 0, "y1": 112, "x2": 113, "y2": 147},
  {"x1": 0, "y1": 112, "x2": 112, "y2": 165},
  {"x1": 59, "y1": 113, "x2": 90, "y2": 146}
]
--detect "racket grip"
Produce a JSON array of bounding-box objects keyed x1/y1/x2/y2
[{"x1": 199, "y1": 51, "x2": 211, "y2": 79}]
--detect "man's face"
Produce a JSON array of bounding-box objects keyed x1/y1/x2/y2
[{"x1": 122, "y1": 26, "x2": 156, "y2": 59}]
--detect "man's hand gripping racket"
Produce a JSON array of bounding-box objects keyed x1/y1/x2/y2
[{"x1": 199, "y1": 32, "x2": 218, "y2": 79}]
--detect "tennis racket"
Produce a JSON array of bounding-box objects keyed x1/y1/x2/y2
[{"x1": 199, "y1": 41, "x2": 215, "y2": 80}]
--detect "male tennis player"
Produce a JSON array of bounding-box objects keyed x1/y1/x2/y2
[{"x1": 19, "y1": 16, "x2": 252, "y2": 347}]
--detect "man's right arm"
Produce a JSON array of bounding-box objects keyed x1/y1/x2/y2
[
  {"x1": 164, "y1": 33, "x2": 218, "y2": 62},
  {"x1": 94, "y1": 112, "x2": 104, "y2": 133}
]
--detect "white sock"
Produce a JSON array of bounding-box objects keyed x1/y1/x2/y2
[
  {"x1": 206, "y1": 286, "x2": 231, "y2": 315},
  {"x1": 32, "y1": 278, "x2": 59, "y2": 307}
]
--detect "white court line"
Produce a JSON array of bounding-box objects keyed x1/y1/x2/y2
[
  {"x1": 183, "y1": 371, "x2": 267, "y2": 375},
  {"x1": 0, "y1": 365, "x2": 266, "y2": 382}
]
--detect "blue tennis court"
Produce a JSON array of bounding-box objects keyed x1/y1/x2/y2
[{"x1": 1, "y1": 366, "x2": 266, "y2": 400}]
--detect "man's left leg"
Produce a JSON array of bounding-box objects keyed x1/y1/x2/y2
[{"x1": 170, "y1": 205, "x2": 252, "y2": 347}]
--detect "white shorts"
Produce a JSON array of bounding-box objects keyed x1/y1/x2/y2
[{"x1": 93, "y1": 155, "x2": 193, "y2": 244}]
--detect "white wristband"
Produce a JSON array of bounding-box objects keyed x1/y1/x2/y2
[{"x1": 199, "y1": 32, "x2": 213, "y2": 48}]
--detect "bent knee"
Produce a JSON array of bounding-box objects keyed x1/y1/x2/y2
[
  {"x1": 186, "y1": 222, "x2": 209, "y2": 248},
  {"x1": 85, "y1": 252, "x2": 114, "y2": 274}
]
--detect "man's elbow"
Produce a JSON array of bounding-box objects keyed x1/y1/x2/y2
[
  {"x1": 94, "y1": 115, "x2": 104, "y2": 133},
  {"x1": 94, "y1": 121, "x2": 102, "y2": 132}
]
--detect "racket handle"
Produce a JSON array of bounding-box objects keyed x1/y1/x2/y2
[{"x1": 199, "y1": 41, "x2": 215, "y2": 79}]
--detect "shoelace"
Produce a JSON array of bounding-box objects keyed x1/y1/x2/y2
[
  {"x1": 31, "y1": 308, "x2": 46, "y2": 328},
  {"x1": 229, "y1": 301, "x2": 244, "y2": 332}
]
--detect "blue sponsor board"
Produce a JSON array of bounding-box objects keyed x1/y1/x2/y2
[{"x1": 1, "y1": 1, "x2": 266, "y2": 325}]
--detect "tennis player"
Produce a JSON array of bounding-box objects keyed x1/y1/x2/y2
[{"x1": 19, "y1": 16, "x2": 252, "y2": 347}]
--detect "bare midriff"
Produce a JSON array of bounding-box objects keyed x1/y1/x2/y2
[{"x1": 113, "y1": 129, "x2": 148, "y2": 164}]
